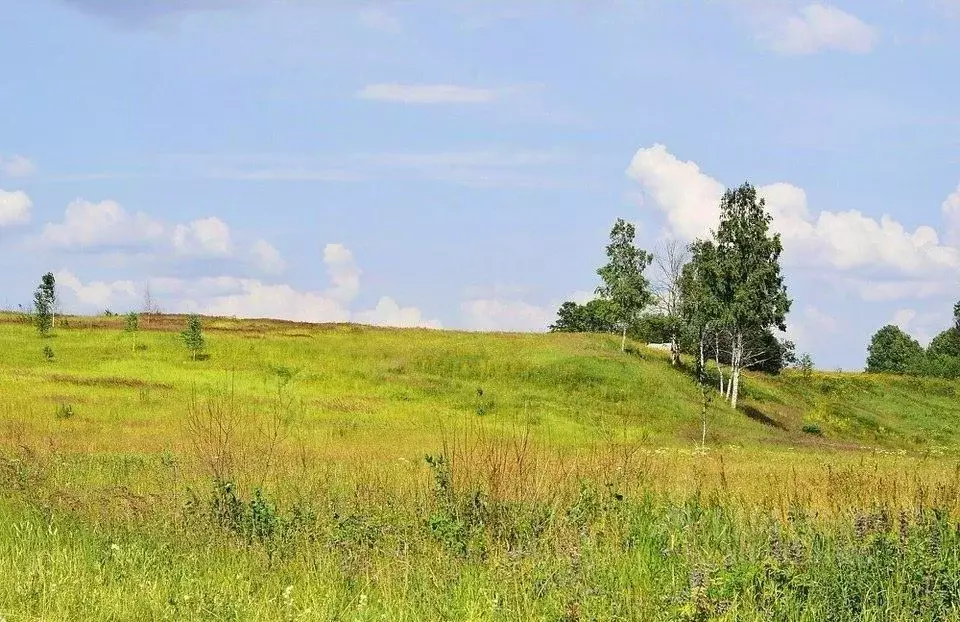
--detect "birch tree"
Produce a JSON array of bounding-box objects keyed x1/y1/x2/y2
[
  {"x1": 712, "y1": 183, "x2": 791, "y2": 409},
  {"x1": 40, "y1": 272, "x2": 57, "y2": 330},
  {"x1": 653, "y1": 240, "x2": 688, "y2": 366},
  {"x1": 680, "y1": 239, "x2": 721, "y2": 383},
  {"x1": 596, "y1": 219, "x2": 653, "y2": 353}
]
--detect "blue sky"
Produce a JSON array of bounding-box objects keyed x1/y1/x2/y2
[{"x1": 1, "y1": 0, "x2": 959, "y2": 369}]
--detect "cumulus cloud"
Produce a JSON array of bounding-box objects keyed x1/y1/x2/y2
[
  {"x1": 626, "y1": 144, "x2": 960, "y2": 288},
  {"x1": 172, "y1": 217, "x2": 233, "y2": 257},
  {"x1": 0, "y1": 155, "x2": 36, "y2": 178},
  {"x1": 626, "y1": 144, "x2": 724, "y2": 240},
  {"x1": 53, "y1": 242, "x2": 439, "y2": 329},
  {"x1": 199, "y1": 280, "x2": 353, "y2": 323},
  {"x1": 41, "y1": 199, "x2": 165, "y2": 249},
  {"x1": 357, "y1": 83, "x2": 504, "y2": 105},
  {"x1": 942, "y1": 184, "x2": 960, "y2": 244},
  {"x1": 55, "y1": 269, "x2": 137, "y2": 309},
  {"x1": 891, "y1": 307, "x2": 948, "y2": 346},
  {"x1": 748, "y1": 3, "x2": 878, "y2": 55},
  {"x1": 354, "y1": 296, "x2": 442, "y2": 329},
  {"x1": 0, "y1": 189, "x2": 32, "y2": 227},
  {"x1": 250, "y1": 239, "x2": 286, "y2": 274},
  {"x1": 461, "y1": 298, "x2": 555, "y2": 332},
  {"x1": 323, "y1": 243, "x2": 362, "y2": 303}
]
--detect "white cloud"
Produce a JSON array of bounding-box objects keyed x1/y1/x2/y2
[
  {"x1": 55, "y1": 269, "x2": 137, "y2": 310},
  {"x1": 41, "y1": 199, "x2": 165, "y2": 249},
  {"x1": 626, "y1": 144, "x2": 960, "y2": 295},
  {"x1": 0, "y1": 155, "x2": 36, "y2": 178},
  {"x1": 891, "y1": 307, "x2": 947, "y2": 346},
  {"x1": 251, "y1": 239, "x2": 286, "y2": 274},
  {"x1": 53, "y1": 242, "x2": 438, "y2": 329},
  {"x1": 198, "y1": 280, "x2": 352, "y2": 323},
  {"x1": 626, "y1": 144, "x2": 724, "y2": 240},
  {"x1": 846, "y1": 278, "x2": 955, "y2": 302},
  {"x1": 172, "y1": 217, "x2": 233, "y2": 257},
  {"x1": 0, "y1": 189, "x2": 32, "y2": 226},
  {"x1": 354, "y1": 296, "x2": 442, "y2": 329},
  {"x1": 750, "y1": 3, "x2": 878, "y2": 55},
  {"x1": 323, "y1": 243, "x2": 361, "y2": 303},
  {"x1": 460, "y1": 298, "x2": 556, "y2": 332},
  {"x1": 942, "y1": 184, "x2": 960, "y2": 243},
  {"x1": 357, "y1": 83, "x2": 503, "y2": 104}
]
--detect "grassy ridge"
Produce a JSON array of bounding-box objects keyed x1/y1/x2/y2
[
  {"x1": 2, "y1": 312, "x2": 960, "y2": 454},
  {"x1": 4, "y1": 313, "x2": 960, "y2": 620}
]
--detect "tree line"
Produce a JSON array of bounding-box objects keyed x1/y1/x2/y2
[
  {"x1": 550, "y1": 182, "x2": 794, "y2": 410},
  {"x1": 866, "y1": 304, "x2": 960, "y2": 379}
]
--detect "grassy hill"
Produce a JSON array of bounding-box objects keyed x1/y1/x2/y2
[
  {"x1": 0, "y1": 311, "x2": 958, "y2": 457},
  {"x1": 4, "y1": 312, "x2": 960, "y2": 620}
]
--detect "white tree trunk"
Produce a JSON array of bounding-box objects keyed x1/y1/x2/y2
[
  {"x1": 730, "y1": 331, "x2": 743, "y2": 409},
  {"x1": 621, "y1": 325, "x2": 627, "y2": 353},
  {"x1": 670, "y1": 331, "x2": 680, "y2": 366}
]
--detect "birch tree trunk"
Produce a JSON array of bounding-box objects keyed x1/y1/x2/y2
[
  {"x1": 621, "y1": 325, "x2": 627, "y2": 353},
  {"x1": 715, "y1": 332, "x2": 725, "y2": 395},
  {"x1": 730, "y1": 331, "x2": 742, "y2": 409}
]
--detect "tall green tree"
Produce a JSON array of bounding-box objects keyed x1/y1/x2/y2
[
  {"x1": 680, "y1": 239, "x2": 721, "y2": 381},
  {"x1": 711, "y1": 183, "x2": 791, "y2": 409},
  {"x1": 866, "y1": 325, "x2": 923, "y2": 374},
  {"x1": 40, "y1": 272, "x2": 57, "y2": 329},
  {"x1": 181, "y1": 314, "x2": 206, "y2": 361},
  {"x1": 596, "y1": 219, "x2": 653, "y2": 352},
  {"x1": 33, "y1": 272, "x2": 56, "y2": 337}
]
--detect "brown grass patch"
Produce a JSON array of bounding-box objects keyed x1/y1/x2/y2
[{"x1": 46, "y1": 373, "x2": 173, "y2": 390}]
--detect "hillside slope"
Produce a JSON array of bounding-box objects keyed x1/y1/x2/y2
[{"x1": 0, "y1": 312, "x2": 958, "y2": 457}]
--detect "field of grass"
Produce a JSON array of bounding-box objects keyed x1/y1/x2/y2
[{"x1": 3, "y1": 312, "x2": 960, "y2": 620}]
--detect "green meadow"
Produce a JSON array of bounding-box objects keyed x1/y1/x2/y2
[{"x1": 3, "y1": 312, "x2": 960, "y2": 620}]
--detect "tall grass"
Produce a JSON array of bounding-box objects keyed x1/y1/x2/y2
[{"x1": 3, "y1": 314, "x2": 960, "y2": 619}]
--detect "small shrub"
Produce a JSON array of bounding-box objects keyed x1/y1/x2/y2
[
  {"x1": 797, "y1": 353, "x2": 814, "y2": 379},
  {"x1": 56, "y1": 404, "x2": 75, "y2": 419},
  {"x1": 181, "y1": 314, "x2": 206, "y2": 361},
  {"x1": 42, "y1": 346, "x2": 55, "y2": 362},
  {"x1": 802, "y1": 423, "x2": 823, "y2": 436},
  {"x1": 475, "y1": 387, "x2": 493, "y2": 416}
]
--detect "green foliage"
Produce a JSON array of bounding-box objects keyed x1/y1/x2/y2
[
  {"x1": 629, "y1": 313, "x2": 674, "y2": 344},
  {"x1": 124, "y1": 312, "x2": 139, "y2": 333},
  {"x1": 42, "y1": 345, "x2": 55, "y2": 362},
  {"x1": 55, "y1": 403, "x2": 75, "y2": 419},
  {"x1": 33, "y1": 272, "x2": 56, "y2": 337},
  {"x1": 798, "y1": 353, "x2": 814, "y2": 379},
  {"x1": 712, "y1": 183, "x2": 791, "y2": 335},
  {"x1": 181, "y1": 314, "x2": 206, "y2": 361},
  {"x1": 550, "y1": 298, "x2": 617, "y2": 333},
  {"x1": 866, "y1": 325, "x2": 923, "y2": 374},
  {"x1": 802, "y1": 423, "x2": 822, "y2": 436},
  {"x1": 927, "y1": 328, "x2": 960, "y2": 359},
  {"x1": 596, "y1": 218, "x2": 653, "y2": 350}
]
